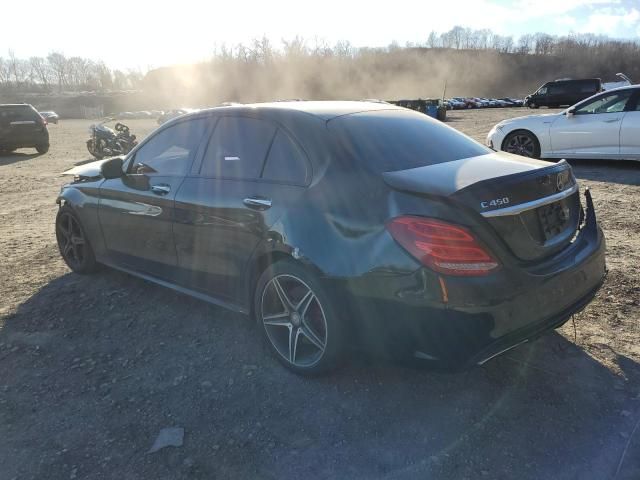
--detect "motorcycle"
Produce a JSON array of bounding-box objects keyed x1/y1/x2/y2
[{"x1": 86, "y1": 120, "x2": 137, "y2": 159}]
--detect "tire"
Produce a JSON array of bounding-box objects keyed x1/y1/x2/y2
[
  {"x1": 86, "y1": 139, "x2": 103, "y2": 160},
  {"x1": 528, "y1": 102, "x2": 538, "y2": 109},
  {"x1": 55, "y1": 205, "x2": 98, "y2": 274},
  {"x1": 502, "y1": 130, "x2": 541, "y2": 159},
  {"x1": 36, "y1": 144, "x2": 49, "y2": 154},
  {"x1": 254, "y1": 259, "x2": 345, "y2": 375}
]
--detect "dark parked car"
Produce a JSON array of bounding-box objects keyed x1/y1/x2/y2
[
  {"x1": 525, "y1": 78, "x2": 602, "y2": 108},
  {"x1": 0, "y1": 104, "x2": 49, "y2": 154},
  {"x1": 55, "y1": 101, "x2": 606, "y2": 375}
]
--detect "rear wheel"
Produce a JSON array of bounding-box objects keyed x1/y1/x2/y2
[
  {"x1": 254, "y1": 260, "x2": 345, "y2": 375},
  {"x1": 502, "y1": 130, "x2": 541, "y2": 158},
  {"x1": 55, "y1": 206, "x2": 98, "y2": 274},
  {"x1": 36, "y1": 144, "x2": 49, "y2": 154}
]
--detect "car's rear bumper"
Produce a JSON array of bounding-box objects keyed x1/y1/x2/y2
[
  {"x1": 0, "y1": 129, "x2": 49, "y2": 148},
  {"x1": 336, "y1": 191, "x2": 606, "y2": 369}
]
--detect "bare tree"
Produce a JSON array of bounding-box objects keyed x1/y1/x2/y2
[{"x1": 47, "y1": 52, "x2": 68, "y2": 92}]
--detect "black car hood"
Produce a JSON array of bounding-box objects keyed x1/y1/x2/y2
[
  {"x1": 62, "y1": 157, "x2": 123, "y2": 179},
  {"x1": 382, "y1": 151, "x2": 551, "y2": 197}
]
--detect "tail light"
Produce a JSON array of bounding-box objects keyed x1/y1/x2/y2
[{"x1": 386, "y1": 216, "x2": 500, "y2": 276}]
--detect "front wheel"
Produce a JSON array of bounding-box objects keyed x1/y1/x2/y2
[
  {"x1": 254, "y1": 260, "x2": 345, "y2": 375},
  {"x1": 86, "y1": 139, "x2": 103, "y2": 160},
  {"x1": 56, "y1": 206, "x2": 98, "y2": 274},
  {"x1": 502, "y1": 130, "x2": 541, "y2": 158}
]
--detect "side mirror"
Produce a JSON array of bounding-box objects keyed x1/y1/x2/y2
[
  {"x1": 566, "y1": 108, "x2": 575, "y2": 118},
  {"x1": 101, "y1": 156, "x2": 124, "y2": 179}
]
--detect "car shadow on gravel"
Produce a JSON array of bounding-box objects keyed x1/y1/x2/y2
[
  {"x1": 0, "y1": 151, "x2": 41, "y2": 166},
  {"x1": 1, "y1": 270, "x2": 639, "y2": 480},
  {"x1": 568, "y1": 159, "x2": 640, "y2": 186}
]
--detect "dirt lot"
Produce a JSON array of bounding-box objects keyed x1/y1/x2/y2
[{"x1": 1, "y1": 109, "x2": 639, "y2": 480}]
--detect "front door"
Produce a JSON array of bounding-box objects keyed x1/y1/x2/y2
[
  {"x1": 550, "y1": 90, "x2": 633, "y2": 158},
  {"x1": 98, "y1": 117, "x2": 209, "y2": 279}
]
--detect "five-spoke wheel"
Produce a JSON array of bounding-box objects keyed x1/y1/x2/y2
[
  {"x1": 503, "y1": 130, "x2": 540, "y2": 158},
  {"x1": 255, "y1": 260, "x2": 344, "y2": 374},
  {"x1": 55, "y1": 206, "x2": 97, "y2": 273}
]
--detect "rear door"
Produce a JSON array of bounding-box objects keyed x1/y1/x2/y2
[
  {"x1": 173, "y1": 115, "x2": 310, "y2": 303},
  {"x1": 549, "y1": 89, "x2": 633, "y2": 158},
  {"x1": 98, "y1": 117, "x2": 209, "y2": 279},
  {"x1": 619, "y1": 90, "x2": 640, "y2": 160}
]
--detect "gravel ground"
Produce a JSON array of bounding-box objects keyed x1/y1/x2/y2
[{"x1": 0, "y1": 110, "x2": 639, "y2": 480}]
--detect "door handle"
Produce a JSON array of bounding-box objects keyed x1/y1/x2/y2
[
  {"x1": 151, "y1": 184, "x2": 171, "y2": 195},
  {"x1": 603, "y1": 118, "x2": 620, "y2": 123},
  {"x1": 243, "y1": 197, "x2": 272, "y2": 209}
]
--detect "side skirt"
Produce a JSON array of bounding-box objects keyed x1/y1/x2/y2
[{"x1": 98, "y1": 259, "x2": 249, "y2": 315}]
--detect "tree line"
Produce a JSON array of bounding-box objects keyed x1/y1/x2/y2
[
  {"x1": 142, "y1": 28, "x2": 640, "y2": 106},
  {"x1": 0, "y1": 51, "x2": 143, "y2": 93},
  {"x1": 3, "y1": 26, "x2": 639, "y2": 100}
]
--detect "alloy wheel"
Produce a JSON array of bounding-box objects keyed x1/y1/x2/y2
[
  {"x1": 504, "y1": 133, "x2": 536, "y2": 157},
  {"x1": 261, "y1": 274, "x2": 328, "y2": 368},
  {"x1": 56, "y1": 212, "x2": 86, "y2": 269}
]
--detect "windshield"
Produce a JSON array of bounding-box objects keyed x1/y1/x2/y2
[{"x1": 328, "y1": 109, "x2": 491, "y2": 172}]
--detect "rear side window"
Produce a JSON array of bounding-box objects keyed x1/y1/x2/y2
[
  {"x1": 261, "y1": 130, "x2": 309, "y2": 185},
  {"x1": 200, "y1": 116, "x2": 276, "y2": 179},
  {"x1": 0, "y1": 105, "x2": 40, "y2": 123},
  {"x1": 328, "y1": 110, "x2": 490, "y2": 173},
  {"x1": 132, "y1": 118, "x2": 208, "y2": 176}
]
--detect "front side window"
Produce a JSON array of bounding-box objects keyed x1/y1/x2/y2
[
  {"x1": 131, "y1": 118, "x2": 208, "y2": 176},
  {"x1": 200, "y1": 116, "x2": 277, "y2": 179},
  {"x1": 574, "y1": 90, "x2": 633, "y2": 115}
]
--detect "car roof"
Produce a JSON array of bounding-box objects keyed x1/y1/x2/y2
[
  {"x1": 0, "y1": 104, "x2": 33, "y2": 108},
  {"x1": 604, "y1": 84, "x2": 640, "y2": 92},
  {"x1": 198, "y1": 100, "x2": 404, "y2": 121}
]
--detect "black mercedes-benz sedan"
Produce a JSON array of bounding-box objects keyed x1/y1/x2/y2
[{"x1": 56, "y1": 101, "x2": 606, "y2": 375}]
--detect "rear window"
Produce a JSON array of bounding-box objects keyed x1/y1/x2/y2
[
  {"x1": 328, "y1": 109, "x2": 490, "y2": 172},
  {"x1": 0, "y1": 105, "x2": 40, "y2": 122}
]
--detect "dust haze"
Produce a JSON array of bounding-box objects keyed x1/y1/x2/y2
[{"x1": 142, "y1": 32, "x2": 640, "y2": 108}]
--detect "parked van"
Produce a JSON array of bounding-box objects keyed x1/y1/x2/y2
[{"x1": 524, "y1": 79, "x2": 602, "y2": 109}]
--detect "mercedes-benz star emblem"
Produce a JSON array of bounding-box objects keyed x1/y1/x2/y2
[{"x1": 556, "y1": 171, "x2": 569, "y2": 191}]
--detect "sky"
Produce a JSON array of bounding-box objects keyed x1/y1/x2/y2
[{"x1": 2, "y1": 0, "x2": 639, "y2": 70}]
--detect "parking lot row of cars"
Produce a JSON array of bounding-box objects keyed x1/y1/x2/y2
[{"x1": 445, "y1": 97, "x2": 524, "y2": 109}]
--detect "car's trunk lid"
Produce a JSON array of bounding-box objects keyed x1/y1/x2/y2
[{"x1": 382, "y1": 152, "x2": 581, "y2": 262}]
